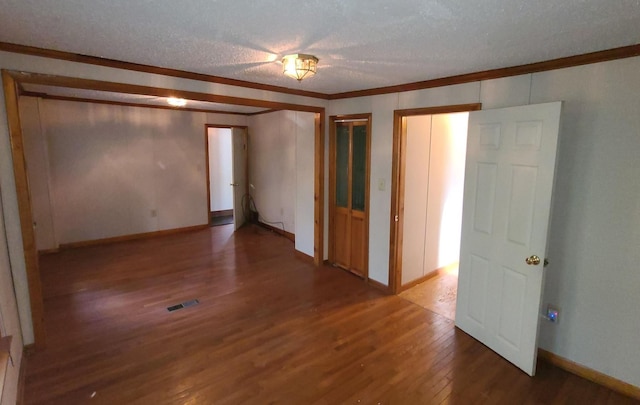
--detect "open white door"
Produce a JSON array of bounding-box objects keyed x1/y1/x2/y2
[
  {"x1": 455, "y1": 102, "x2": 562, "y2": 376},
  {"x1": 231, "y1": 128, "x2": 248, "y2": 231}
]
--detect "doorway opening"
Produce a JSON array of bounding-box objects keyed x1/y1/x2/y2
[
  {"x1": 207, "y1": 127, "x2": 234, "y2": 226},
  {"x1": 205, "y1": 125, "x2": 248, "y2": 230},
  {"x1": 3, "y1": 70, "x2": 326, "y2": 348},
  {"x1": 389, "y1": 104, "x2": 482, "y2": 320}
]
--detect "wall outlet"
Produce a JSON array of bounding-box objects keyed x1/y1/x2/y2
[
  {"x1": 546, "y1": 305, "x2": 559, "y2": 323},
  {"x1": 151, "y1": 209, "x2": 157, "y2": 217},
  {"x1": 378, "y1": 178, "x2": 385, "y2": 191}
]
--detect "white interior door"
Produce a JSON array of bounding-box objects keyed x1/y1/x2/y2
[
  {"x1": 455, "y1": 102, "x2": 562, "y2": 376},
  {"x1": 231, "y1": 128, "x2": 247, "y2": 231}
]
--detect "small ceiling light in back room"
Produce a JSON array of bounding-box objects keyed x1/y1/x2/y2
[
  {"x1": 167, "y1": 97, "x2": 187, "y2": 107},
  {"x1": 282, "y1": 54, "x2": 319, "y2": 82}
]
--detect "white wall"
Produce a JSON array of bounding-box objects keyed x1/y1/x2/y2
[
  {"x1": 530, "y1": 59, "x2": 640, "y2": 388},
  {"x1": 207, "y1": 128, "x2": 233, "y2": 212},
  {"x1": 248, "y1": 111, "x2": 296, "y2": 233},
  {"x1": 294, "y1": 112, "x2": 316, "y2": 257},
  {"x1": 0, "y1": 193, "x2": 23, "y2": 405},
  {"x1": 329, "y1": 58, "x2": 640, "y2": 387},
  {"x1": 20, "y1": 97, "x2": 56, "y2": 251},
  {"x1": 401, "y1": 115, "x2": 431, "y2": 285},
  {"x1": 425, "y1": 113, "x2": 468, "y2": 271},
  {"x1": 34, "y1": 100, "x2": 204, "y2": 244},
  {"x1": 1, "y1": 49, "x2": 639, "y2": 388},
  {"x1": 247, "y1": 110, "x2": 315, "y2": 257},
  {"x1": 0, "y1": 50, "x2": 323, "y2": 346},
  {"x1": 19, "y1": 99, "x2": 250, "y2": 247},
  {"x1": 401, "y1": 113, "x2": 467, "y2": 286}
]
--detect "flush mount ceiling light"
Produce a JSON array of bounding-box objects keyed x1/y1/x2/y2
[
  {"x1": 167, "y1": 97, "x2": 187, "y2": 107},
  {"x1": 282, "y1": 54, "x2": 319, "y2": 82}
]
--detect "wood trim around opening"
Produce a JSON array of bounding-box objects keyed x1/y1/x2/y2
[
  {"x1": 538, "y1": 349, "x2": 640, "y2": 401},
  {"x1": 329, "y1": 44, "x2": 640, "y2": 99},
  {"x1": 0, "y1": 42, "x2": 330, "y2": 100},
  {"x1": 20, "y1": 91, "x2": 258, "y2": 116},
  {"x1": 2, "y1": 70, "x2": 326, "y2": 350},
  {"x1": 4, "y1": 41, "x2": 640, "y2": 102},
  {"x1": 1, "y1": 70, "x2": 46, "y2": 348},
  {"x1": 5, "y1": 71, "x2": 325, "y2": 114},
  {"x1": 314, "y1": 112, "x2": 325, "y2": 266},
  {"x1": 388, "y1": 103, "x2": 481, "y2": 294}
]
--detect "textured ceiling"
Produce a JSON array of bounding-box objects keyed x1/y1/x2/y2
[{"x1": 1, "y1": 0, "x2": 639, "y2": 95}]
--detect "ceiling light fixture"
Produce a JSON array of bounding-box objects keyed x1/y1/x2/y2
[
  {"x1": 167, "y1": 97, "x2": 187, "y2": 107},
  {"x1": 282, "y1": 54, "x2": 319, "y2": 82}
]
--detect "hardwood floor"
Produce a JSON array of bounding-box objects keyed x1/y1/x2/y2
[
  {"x1": 399, "y1": 265, "x2": 458, "y2": 321},
  {"x1": 25, "y1": 224, "x2": 637, "y2": 404}
]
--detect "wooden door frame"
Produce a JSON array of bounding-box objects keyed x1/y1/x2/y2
[
  {"x1": 328, "y1": 113, "x2": 372, "y2": 279},
  {"x1": 388, "y1": 103, "x2": 482, "y2": 294},
  {"x1": 1, "y1": 71, "x2": 46, "y2": 348},
  {"x1": 2, "y1": 70, "x2": 325, "y2": 348},
  {"x1": 204, "y1": 125, "x2": 249, "y2": 226}
]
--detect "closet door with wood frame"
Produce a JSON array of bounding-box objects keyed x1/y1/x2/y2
[{"x1": 330, "y1": 116, "x2": 371, "y2": 278}]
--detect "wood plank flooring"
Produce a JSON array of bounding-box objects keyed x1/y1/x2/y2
[{"x1": 26, "y1": 225, "x2": 638, "y2": 404}]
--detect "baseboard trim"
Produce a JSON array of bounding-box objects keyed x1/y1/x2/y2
[
  {"x1": 22, "y1": 344, "x2": 35, "y2": 355},
  {"x1": 59, "y1": 224, "x2": 209, "y2": 250},
  {"x1": 16, "y1": 346, "x2": 29, "y2": 405},
  {"x1": 294, "y1": 250, "x2": 314, "y2": 264},
  {"x1": 399, "y1": 270, "x2": 439, "y2": 292},
  {"x1": 257, "y1": 221, "x2": 295, "y2": 242},
  {"x1": 210, "y1": 209, "x2": 233, "y2": 218},
  {"x1": 37, "y1": 248, "x2": 60, "y2": 255},
  {"x1": 538, "y1": 348, "x2": 640, "y2": 400},
  {"x1": 367, "y1": 278, "x2": 391, "y2": 294},
  {"x1": 398, "y1": 262, "x2": 458, "y2": 293}
]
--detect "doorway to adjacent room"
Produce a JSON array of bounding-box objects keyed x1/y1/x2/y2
[
  {"x1": 205, "y1": 125, "x2": 248, "y2": 231},
  {"x1": 395, "y1": 110, "x2": 472, "y2": 321}
]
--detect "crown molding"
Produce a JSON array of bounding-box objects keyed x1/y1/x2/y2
[
  {"x1": 0, "y1": 42, "x2": 330, "y2": 100},
  {"x1": 3, "y1": 41, "x2": 640, "y2": 102},
  {"x1": 20, "y1": 91, "x2": 257, "y2": 116},
  {"x1": 328, "y1": 43, "x2": 640, "y2": 99}
]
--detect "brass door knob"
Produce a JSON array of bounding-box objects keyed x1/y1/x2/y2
[{"x1": 526, "y1": 255, "x2": 541, "y2": 265}]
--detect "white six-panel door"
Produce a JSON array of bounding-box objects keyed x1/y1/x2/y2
[{"x1": 455, "y1": 102, "x2": 562, "y2": 375}]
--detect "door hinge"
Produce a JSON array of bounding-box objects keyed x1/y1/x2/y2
[{"x1": 394, "y1": 215, "x2": 399, "y2": 222}]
